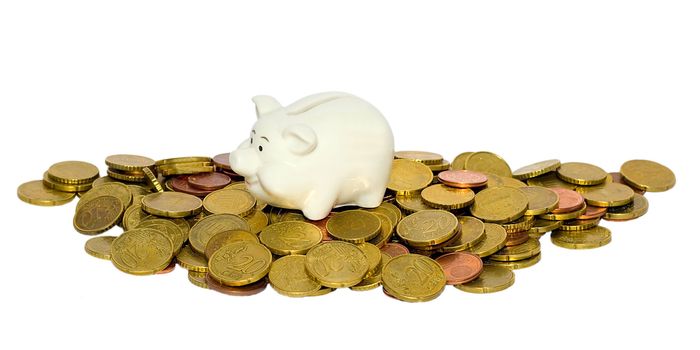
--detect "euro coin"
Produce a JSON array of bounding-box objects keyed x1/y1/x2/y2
[
  {"x1": 105, "y1": 154, "x2": 155, "y2": 171},
  {"x1": 556, "y1": 162, "x2": 608, "y2": 186},
  {"x1": 520, "y1": 186, "x2": 559, "y2": 216},
  {"x1": 512, "y1": 159, "x2": 561, "y2": 180},
  {"x1": 269, "y1": 255, "x2": 323, "y2": 297},
  {"x1": 326, "y1": 210, "x2": 381, "y2": 243},
  {"x1": 382, "y1": 254, "x2": 446, "y2": 302},
  {"x1": 208, "y1": 241, "x2": 272, "y2": 286},
  {"x1": 204, "y1": 230, "x2": 259, "y2": 259},
  {"x1": 396, "y1": 210, "x2": 459, "y2": 248},
  {"x1": 394, "y1": 150, "x2": 443, "y2": 165},
  {"x1": 466, "y1": 223, "x2": 507, "y2": 257},
  {"x1": 489, "y1": 238, "x2": 541, "y2": 262},
  {"x1": 435, "y1": 251, "x2": 483, "y2": 285},
  {"x1": 47, "y1": 160, "x2": 99, "y2": 185},
  {"x1": 176, "y1": 245, "x2": 208, "y2": 272},
  {"x1": 111, "y1": 228, "x2": 174, "y2": 275},
  {"x1": 17, "y1": 180, "x2": 75, "y2": 206},
  {"x1": 463, "y1": 151, "x2": 512, "y2": 177},
  {"x1": 470, "y1": 187, "x2": 528, "y2": 223},
  {"x1": 439, "y1": 216, "x2": 486, "y2": 252},
  {"x1": 454, "y1": 265, "x2": 515, "y2": 293},
  {"x1": 189, "y1": 214, "x2": 251, "y2": 254},
  {"x1": 420, "y1": 184, "x2": 475, "y2": 210},
  {"x1": 387, "y1": 159, "x2": 434, "y2": 195},
  {"x1": 305, "y1": 241, "x2": 369, "y2": 288},
  {"x1": 551, "y1": 226, "x2": 612, "y2": 249},
  {"x1": 84, "y1": 236, "x2": 116, "y2": 260},
  {"x1": 620, "y1": 159, "x2": 675, "y2": 192},
  {"x1": 142, "y1": 191, "x2": 202, "y2": 218},
  {"x1": 604, "y1": 193, "x2": 649, "y2": 221},
  {"x1": 202, "y1": 188, "x2": 255, "y2": 216},
  {"x1": 259, "y1": 221, "x2": 323, "y2": 255},
  {"x1": 580, "y1": 182, "x2": 635, "y2": 207},
  {"x1": 73, "y1": 195, "x2": 124, "y2": 235}
]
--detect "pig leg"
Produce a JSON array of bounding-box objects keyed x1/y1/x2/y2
[
  {"x1": 301, "y1": 192, "x2": 336, "y2": 220},
  {"x1": 355, "y1": 188, "x2": 384, "y2": 209}
]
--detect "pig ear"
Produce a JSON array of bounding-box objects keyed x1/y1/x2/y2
[
  {"x1": 282, "y1": 124, "x2": 317, "y2": 155},
  {"x1": 252, "y1": 95, "x2": 282, "y2": 118}
]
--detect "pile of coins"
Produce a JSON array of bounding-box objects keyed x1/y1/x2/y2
[{"x1": 17, "y1": 150, "x2": 675, "y2": 302}]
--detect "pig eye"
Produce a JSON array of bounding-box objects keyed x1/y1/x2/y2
[
  {"x1": 250, "y1": 138, "x2": 253, "y2": 144},
  {"x1": 258, "y1": 145, "x2": 263, "y2": 152}
]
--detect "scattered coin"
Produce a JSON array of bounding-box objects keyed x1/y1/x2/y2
[
  {"x1": 437, "y1": 170, "x2": 488, "y2": 188},
  {"x1": 435, "y1": 251, "x2": 483, "y2": 285},
  {"x1": 382, "y1": 254, "x2": 446, "y2": 302},
  {"x1": 84, "y1": 236, "x2": 116, "y2": 260},
  {"x1": 512, "y1": 159, "x2": 561, "y2": 180},
  {"x1": 620, "y1": 159, "x2": 675, "y2": 192},
  {"x1": 454, "y1": 265, "x2": 515, "y2": 293},
  {"x1": 17, "y1": 180, "x2": 75, "y2": 206}
]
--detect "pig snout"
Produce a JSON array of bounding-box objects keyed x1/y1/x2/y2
[{"x1": 230, "y1": 147, "x2": 261, "y2": 178}]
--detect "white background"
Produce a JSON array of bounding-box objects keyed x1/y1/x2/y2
[{"x1": 1, "y1": 1, "x2": 699, "y2": 349}]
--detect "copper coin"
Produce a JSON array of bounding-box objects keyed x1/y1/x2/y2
[
  {"x1": 609, "y1": 172, "x2": 646, "y2": 195},
  {"x1": 156, "y1": 259, "x2": 177, "y2": 274},
  {"x1": 380, "y1": 242, "x2": 410, "y2": 257},
  {"x1": 188, "y1": 172, "x2": 232, "y2": 191},
  {"x1": 205, "y1": 274, "x2": 268, "y2": 296},
  {"x1": 578, "y1": 205, "x2": 607, "y2": 220},
  {"x1": 314, "y1": 215, "x2": 334, "y2": 241},
  {"x1": 213, "y1": 153, "x2": 232, "y2": 171},
  {"x1": 505, "y1": 230, "x2": 530, "y2": 246},
  {"x1": 435, "y1": 252, "x2": 483, "y2": 285},
  {"x1": 550, "y1": 188, "x2": 585, "y2": 213},
  {"x1": 168, "y1": 176, "x2": 212, "y2": 197},
  {"x1": 220, "y1": 169, "x2": 243, "y2": 179},
  {"x1": 437, "y1": 170, "x2": 488, "y2": 188}
]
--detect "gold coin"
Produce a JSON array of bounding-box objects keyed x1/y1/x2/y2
[
  {"x1": 489, "y1": 238, "x2": 541, "y2": 262},
  {"x1": 305, "y1": 241, "x2": 369, "y2": 288},
  {"x1": 560, "y1": 218, "x2": 601, "y2": 231},
  {"x1": 208, "y1": 240, "x2": 272, "y2": 286},
  {"x1": 106, "y1": 168, "x2": 146, "y2": 183},
  {"x1": 520, "y1": 186, "x2": 559, "y2": 216},
  {"x1": 176, "y1": 245, "x2": 208, "y2": 272},
  {"x1": 470, "y1": 187, "x2": 529, "y2": 223},
  {"x1": 204, "y1": 229, "x2": 259, "y2": 259},
  {"x1": 127, "y1": 184, "x2": 150, "y2": 198},
  {"x1": 188, "y1": 271, "x2": 209, "y2": 289},
  {"x1": 367, "y1": 212, "x2": 394, "y2": 247},
  {"x1": 269, "y1": 255, "x2": 323, "y2": 297},
  {"x1": 17, "y1": 180, "x2": 75, "y2": 206},
  {"x1": 47, "y1": 160, "x2": 99, "y2": 185},
  {"x1": 351, "y1": 253, "x2": 391, "y2": 291},
  {"x1": 454, "y1": 265, "x2": 514, "y2": 293},
  {"x1": 142, "y1": 167, "x2": 164, "y2": 193},
  {"x1": 77, "y1": 182, "x2": 132, "y2": 211},
  {"x1": 366, "y1": 204, "x2": 399, "y2": 229},
  {"x1": 122, "y1": 203, "x2": 149, "y2": 230},
  {"x1": 620, "y1": 159, "x2": 675, "y2": 192},
  {"x1": 73, "y1": 195, "x2": 124, "y2": 235},
  {"x1": 512, "y1": 159, "x2": 561, "y2": 180},
  {"x1": 387, "y1": 159, "x2": 434, "y2": 195},
  {"x1": 394, "y1": 150, "x2": 443, "y2": 165},
  {"x1": 202, "y1": 188, "x2": 255, "y2": 217},
  {"x1": 382, "y1": 254, "x2": 446, "y2": 302},
  {"x1": 556, "y1": 162, "x2": 608, "y2": 186},
  {"x1": 244, "y1": 209, "x2": 268, "y2": 234},
  {"x1": 486, "y1": 253, "x2": 541, "y2": 270},
  {"x1": 526, "y1": 172, "x2": 577, "y2": 190},
  {"x1": 84, "y1": 236, "x2": 116, "y2": 260},
  {"x1": 451, "y1": 152, "x2": 474, "y2": 170},
  {"x1": 158, "y1": 164, "x2": 215, "y2": 176},
  {"x1": 551, "y1": 226, "x2": 612, "y2": 249},
  {"x1": 111, "y1": 228, "x2": 174, "y2": 275},
  {"x1": 43, "y1": 171, "x2": 93, "y2": 192},
  {"x1": 155, "y1": 156, "x2": 212, "y2": 166},
  {"x1": 579, "y1": 182, "x2": 635, "y2": 207},
  {"x1": 189, "y1": 214, "x2": 251, "y2": 255},
  {"x1": 92, "y1": 176, "x2": 118, "y2": 187},
  {"x1": 463, "y1": 151, "x2": 512, "y2": 177},
  {"x1": 501, "y1": 215, "x2": 535, "y2": 234},
  {"x1": 396, "y1": 210, "x2": 459, "y2": 248},
  {"x1": 105, "y1": 154, "x2": 155, "y2": 172},
  {"x1": 604, "y1": 193, "x2": 649, "y2": 221},
  {"x1": 420, "y1": 184, "x2": 475, "y2": 210},
  {"x1": 497, "y1": 176, "x2": 527, "y2": 188},
  {"x1": 137, "y1": 218, "x2": 186, "y2": 252},
  {"x1": 428, "y1": 160, "x2": 450, "y2": 172},
  {"x1": 141, "y1": 192, "x2": 202, "y2": 218},
  {"x1": 528, "y1": 218, "x2": 562, "y2": 234},
  {"x1": 395, "y1": 193, "x2": 433, "y2": 213},
  {"x1": 466, "y1": 223, "x2": 508, "y2": 257},
  {"x1": 356, "y1": 243, "x2": 382, "y2": 275},
  {"x1": 538, "y1": 203, "x2": 587, "y2": 221},
  {"x1": 439, "y1": 216, "x2": 486, "y2": 253},
  {"x1": 259, "y1": 221, "x2": 323, "y2": 255},
  {"x1": 326, "y1": 210, "x2": 381, "y2": 243}
]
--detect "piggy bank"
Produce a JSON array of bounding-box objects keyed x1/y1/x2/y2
[{"x1": 230, "y1": 92, "x2": 394, "y2": 220}]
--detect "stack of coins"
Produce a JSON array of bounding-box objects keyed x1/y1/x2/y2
[
  {"x1": 17, "y1": 150, "x2": 675, "y2": 302},
  {"x1": 105, "y1": 154, "x2": 156, "y2": 183}
]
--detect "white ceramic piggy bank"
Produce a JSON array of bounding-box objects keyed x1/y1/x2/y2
[{"x1": 230, "y1": 92, "x2": 394, "y2": 220}]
